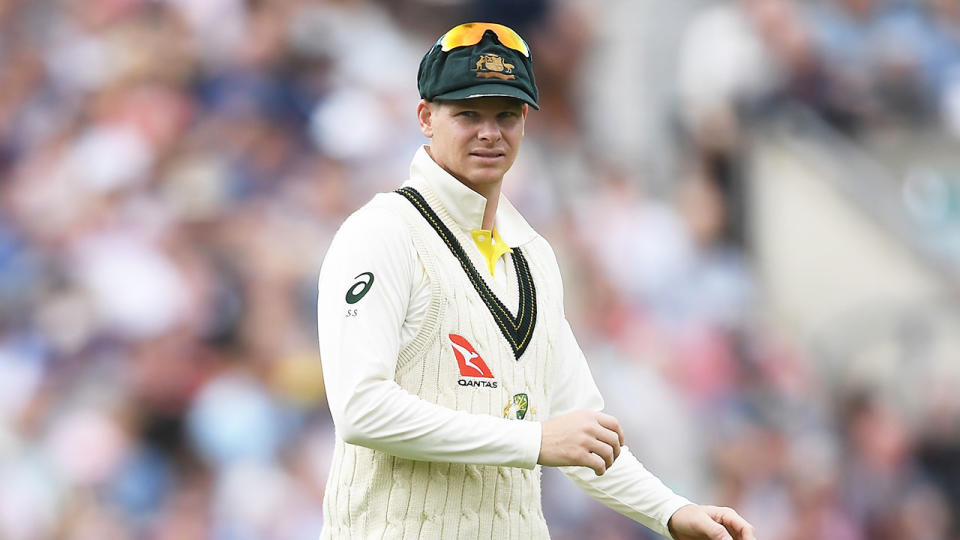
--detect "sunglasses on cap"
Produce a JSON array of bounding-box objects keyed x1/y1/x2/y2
[{"x1": 436, "y1": 22, "x2": 530, "y2": 58}]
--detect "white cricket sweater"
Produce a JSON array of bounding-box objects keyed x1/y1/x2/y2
[{"x1": 316, "y1": 146, "x2": 690, "y2": 539}]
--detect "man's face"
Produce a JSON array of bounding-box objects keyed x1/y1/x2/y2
[{"x1": 417, "y1": 96, "x2": 527, "y2": 193}]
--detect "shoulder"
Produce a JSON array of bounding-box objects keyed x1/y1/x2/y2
[
  {"x1": 333, "y1": 192, "x2": 414, "y2": 246},
  {"x1": 519, "y1": 234, "x2": 564, "y2": 286},
  {"x1": 320, "y1": 192, "x2": 420, "y2": 276}
]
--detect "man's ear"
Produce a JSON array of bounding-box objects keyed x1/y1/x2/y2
[
  {"x1": 417, "y1": 99, "x2": 434, "y2": 138},
  {"x1": 521, "y1": 103, "x2": 528, "y2": 136}
]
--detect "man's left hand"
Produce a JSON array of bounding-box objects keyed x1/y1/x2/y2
[{"x1": 667, "y1": 504, "x2": 756, "y2": 540}]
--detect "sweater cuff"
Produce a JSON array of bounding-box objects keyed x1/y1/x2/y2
[
  {"x1": 505, "y1": 420, "x2": 542, "y2": 469},
  {"x1": 660, "y1": 498, "x2": 696, "y2": 539}
]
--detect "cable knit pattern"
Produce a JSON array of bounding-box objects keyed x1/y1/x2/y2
[{"x1": 321, "y1": 182, "x2": 567, "y2": 539}]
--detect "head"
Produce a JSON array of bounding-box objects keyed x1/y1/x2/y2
[
  {"x1": 417, "y1": 96, "x2": 527, "y2": 191},
  {"x1": 417, "y1": 23, "x2": 539, "y2": 192}
]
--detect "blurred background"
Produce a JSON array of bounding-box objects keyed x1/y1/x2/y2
[{"x1": 1, "y1": 0, "x2": 959, "y2": 538}]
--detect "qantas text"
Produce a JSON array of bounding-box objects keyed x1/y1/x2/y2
[{"x1": 458, "y1": 379, "x2": 498, "y2": 388}]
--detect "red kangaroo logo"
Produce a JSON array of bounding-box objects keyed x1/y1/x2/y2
[{"x1": 449, "y1": 334, "x2": 494, "y2": 378}]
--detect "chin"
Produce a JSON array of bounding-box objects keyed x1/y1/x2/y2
[
  {"x1": 464, "y1": 173, "x2": 503, "y2": 187},
  {"x1": 471, "y1": 165, "x2": 510, "y2": 181}
]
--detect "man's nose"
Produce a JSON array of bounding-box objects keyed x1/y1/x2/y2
[{"x1": 477, "y1": 120, "x2": 502, "y2": 142}]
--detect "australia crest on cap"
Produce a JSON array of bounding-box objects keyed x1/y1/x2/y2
[{"x1": 474, "y1": 53, "x2": 516, "y2": 80}]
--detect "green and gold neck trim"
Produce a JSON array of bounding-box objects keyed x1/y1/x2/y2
[{"x1": 395, "y1": 186, "x2": 536, "y2": 360}]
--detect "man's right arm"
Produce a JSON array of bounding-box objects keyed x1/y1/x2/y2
[{"x1": 317, "y1": 204, "x2": 540, "y2": 468}]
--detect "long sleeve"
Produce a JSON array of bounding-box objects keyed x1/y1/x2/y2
[
  {"x1": 317, "y1": 204, "x2": 541, "y2": 468},
  {"x1": 548, "y1": 294, "x2": 692, "y2": 538}
]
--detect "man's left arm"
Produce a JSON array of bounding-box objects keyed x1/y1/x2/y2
[
  {"x1": 547, "y1": 316, "x2": 691, "y2": 538},
  {"x1": 544, "y1": 270, "x2": 755, "y2": 539}
]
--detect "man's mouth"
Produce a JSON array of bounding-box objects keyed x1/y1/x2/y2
[{"x1": 470, "y1": 151, "x2": 505, "y2": 159}]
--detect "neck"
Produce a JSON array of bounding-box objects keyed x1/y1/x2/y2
[
  {"x1": 425, "y1": 146, "x2": 502, "y2": 230},
  {"x1": 453, "y1": 179, "x2": 500, "y2": 231},
  {"x1": 477, "y1": 184, "x2": 500, "y2": 231}
]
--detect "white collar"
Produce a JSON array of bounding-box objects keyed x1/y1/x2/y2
[{"x1": 404, "y1": 145, "x2": 537, "y2": 246}]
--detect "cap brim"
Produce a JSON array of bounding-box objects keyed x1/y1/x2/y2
[{"x1": 433, "y1": 83, "x2": 539, "y2": 110}]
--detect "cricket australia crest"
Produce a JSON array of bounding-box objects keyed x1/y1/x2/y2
[
  {"x1": 504, "y1": 393, "x2": 529, "y2": 420},
  {"x1": 474, "y1": 53, "x2": 516, "y2": 80}
]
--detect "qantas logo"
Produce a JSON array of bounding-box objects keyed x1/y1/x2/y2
[{"x1": 449, "y1": 334, "x2": 497, "y2": 388}]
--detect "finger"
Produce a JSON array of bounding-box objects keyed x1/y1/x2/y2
[
  {"x1": 592, "y1": 424, "x2": 622, "y2": 461},
  {"x1": 708, "y1": 525, "x2": 734, "y2": 540},
  {"x1": 682, "y1": 509, "x2": 729, "y2": 540},
  {"x1": 705, "y1": 507, "x2": 755, "y2": 540},
  {"x1": 596, "y1": 412, "x2": 625, "y2": 446},
  {"x1": 583, "y1": 450, "x2": 606, "y2": 476},
  {"x1": 587, "y1": 438, "x2": 616, "y2": 469}
]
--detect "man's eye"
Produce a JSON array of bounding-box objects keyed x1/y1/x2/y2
[{"x1": 457, "y1": 111, "x2": 477, "y2": 118}]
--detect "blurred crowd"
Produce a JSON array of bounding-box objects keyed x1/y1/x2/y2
[
  {"x1": 0, "y1": 0, "x2": 958, "y2": 539},
  {"x1": 678, "y1": 0, "x2": 960, "y2": 136}
]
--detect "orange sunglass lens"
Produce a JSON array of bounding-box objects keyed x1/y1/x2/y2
[{"x1": 439, "y1": 23, "x2": 529, "y2": 57}]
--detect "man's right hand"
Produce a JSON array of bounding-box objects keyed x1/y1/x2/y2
[{"x1": 537, "y1": 410, "x2": 625, "y2": 476}]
